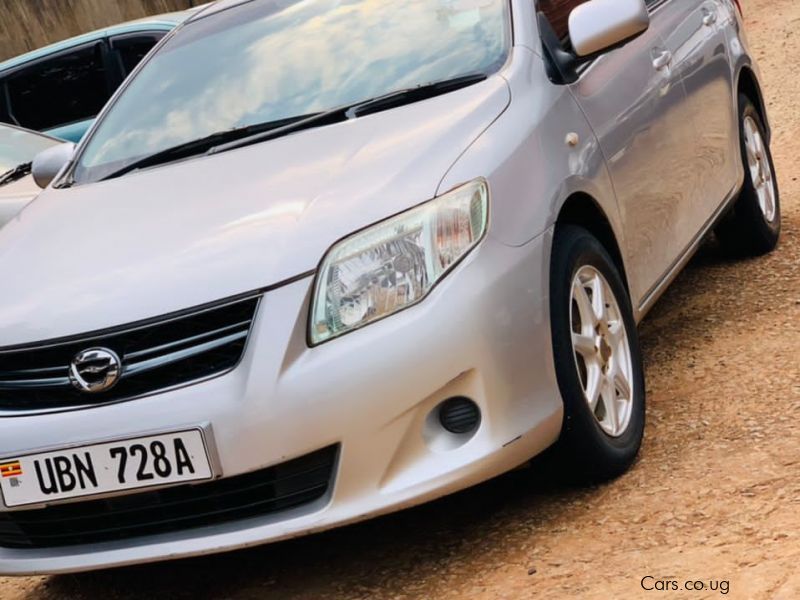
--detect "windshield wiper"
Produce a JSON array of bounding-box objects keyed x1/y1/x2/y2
[
  {"x1": 0, "y1": 162, "x2": 32, "y2": 187},
  {"x1": 208, "y1": 72, "x2": 488, "y2": 155},
  {"x1": 98, "y1": 114, "x2": 311, "y2": 182},
  {"x1": 345, "y1": 72, "x2": 489, "y2": 119},
  {"x1": 99, "y1": 72, "x2": 488, "y2": 182}
]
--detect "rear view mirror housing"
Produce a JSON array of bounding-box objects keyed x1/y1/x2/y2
[
  {"x1": 32, "y1": 142, "x2": 76, "y2": 189},
  {"x1": 538, "y1": 0, "x2": 650, "y2": 85},
  {"x1": 569, "y1": 0, "x2": 650, "y2": 58}
]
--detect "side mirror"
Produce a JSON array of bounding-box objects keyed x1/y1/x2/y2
[
  {"x1": 32, "y1": 142, "x2": 76, "y2": 189},
  {"x1": 569, "y1": 0, "x2": 650, "y2": 58}
]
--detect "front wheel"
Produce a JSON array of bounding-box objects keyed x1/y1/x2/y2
[{"x1": 547, "y1": 225, "x2": 645, "y2": 483}]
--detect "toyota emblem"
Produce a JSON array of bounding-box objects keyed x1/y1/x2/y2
[{"x1": 69, "y1": 347, "x2": 122, "y2": 393}]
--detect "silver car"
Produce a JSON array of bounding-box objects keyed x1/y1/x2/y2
[{"x1": 0, "y1": 0, "x2": 778, "y2": 574}]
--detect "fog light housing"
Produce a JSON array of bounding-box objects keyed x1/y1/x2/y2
[{"x1": 438, "y1": 397, "x2": 481, "y2": 434}]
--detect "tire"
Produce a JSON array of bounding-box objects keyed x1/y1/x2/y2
[
  {"x1": 547, "y1": 225, "x2": 645, "y2": 483},
  {"x1": 716, "y1": 93, "x2": 780, "y2": 256}
]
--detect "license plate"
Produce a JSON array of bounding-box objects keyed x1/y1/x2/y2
[{"x1": 0, "y1": 429, "x2": 213, "y2": 509}]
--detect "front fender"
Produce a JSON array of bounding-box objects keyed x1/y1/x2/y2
[{"x1": 438, "y1": 46, "x2": 626, "y2": 261}]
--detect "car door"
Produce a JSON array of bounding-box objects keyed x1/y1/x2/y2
[
  {"x1": 565, "y1": 0, "x2": 695, "y2": 307},
  {"x1": 654, "y1": 0, "x2": 739, "y2": 228}
]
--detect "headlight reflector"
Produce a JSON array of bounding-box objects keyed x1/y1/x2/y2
[{"x1": 310, "y1": 179, "x2": 489, "y2": 344}]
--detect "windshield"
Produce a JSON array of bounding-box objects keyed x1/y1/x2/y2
[
  {"x1": 73, "y1": 0, "x2": 510, "y2": 184},
  {"x1": 0, "y1": 125, "x2": 59, "y2": 173}
]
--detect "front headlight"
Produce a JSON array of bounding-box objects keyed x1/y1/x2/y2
[{"x1": 310, "y1": 178, "x2": 489, "y2": 345}]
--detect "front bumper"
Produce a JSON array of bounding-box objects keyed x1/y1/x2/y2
[{"x1": 0, "y1": 232, "x2": 562, "y2": 575}]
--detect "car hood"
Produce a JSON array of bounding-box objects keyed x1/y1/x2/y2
[
  {"x1": 0, "y1": 78, "x2": 510, "y2": 345},
  {"x1": 0, "y1": 175, "x2": 39, "y2": 230}
]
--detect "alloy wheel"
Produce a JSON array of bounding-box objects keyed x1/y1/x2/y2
[
  {"x1": 743, "y1": 115, "x2": 778, "y2": 223},
  {"x1": 569, "y1": 266, "x2": 634, "y2": 437}
]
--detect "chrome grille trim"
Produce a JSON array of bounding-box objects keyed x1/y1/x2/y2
[
  {"x1": 0, "y1": 377, "x2": 71, "y2": 389},
  {"x1": 1, "y1": 366, "x2": 66, "y2": 376},
  {"x1": 124, "y1": 319, "x2": 252, "y2": 360},
  {"x1": 122, "y1": 329, "x2": 249, "y2": 377},
  {"x1": 0, "y1": 294, "x2": 261, "y2": 415}
]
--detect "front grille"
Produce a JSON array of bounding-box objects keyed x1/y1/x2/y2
[
  {"x1": 0, "y1": 295, "x2": 260, "y2": 413},
  {"x1": 0, "y1": 445, "x2": 338, "y2": 549}
]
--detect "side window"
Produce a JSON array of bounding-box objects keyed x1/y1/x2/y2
[
  {"x1": 111, "y1": 33, "x2": 165, "y2": 76},
  {"x1": 5, "y1": 43, "x2": 109, "y2": 132},
  {"x1": 537, "y1": 0, "x2": 590, "y2": 39}
]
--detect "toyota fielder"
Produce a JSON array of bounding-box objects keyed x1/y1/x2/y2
[{"x1": 0, "y1": 0, "x2": 779, "y2": 574}]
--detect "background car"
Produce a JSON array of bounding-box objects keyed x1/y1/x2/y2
[
  {"x1": 0, "y1": 122, "x2": 61, "y2": 228},
  {"x1": 0, "y1": 8, "x2": 199, "y2": 143}
]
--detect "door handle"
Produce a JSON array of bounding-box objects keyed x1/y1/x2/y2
[
  {"x1": 652, "y1": 50, "x2": 673, "y2": 71},
  {"x1": 702, "y1": 9, "x2": 717, "y2": 26}
]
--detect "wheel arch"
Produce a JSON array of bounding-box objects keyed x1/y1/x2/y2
[
  {"x1": 555, "y1": 193, "x2": 629, "y2": 293},
  {"x1": 736, "y1": 66, "x2": 770, "y2": 142}
]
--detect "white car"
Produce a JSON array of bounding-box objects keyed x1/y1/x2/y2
[{"x1": 0, "y1": 0, "x2": 777, "y2": 574}]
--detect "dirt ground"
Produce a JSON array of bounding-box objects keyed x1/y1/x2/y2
[{"x1": 2, "y1": 0, "x2": 799, "y2": 598}]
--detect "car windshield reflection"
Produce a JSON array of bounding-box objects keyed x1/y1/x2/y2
[{"x1": 74, "y1": 0, "x2": 510, "y2": 184}]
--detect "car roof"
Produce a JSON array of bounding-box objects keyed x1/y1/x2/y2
[{"x1": 0, "y1": 7, "x2": 203, "y2": 73}]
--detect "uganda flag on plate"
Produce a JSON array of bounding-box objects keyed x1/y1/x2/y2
[{"x1": 0, "y1": 460, "x2": 22, "y2": 478}]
